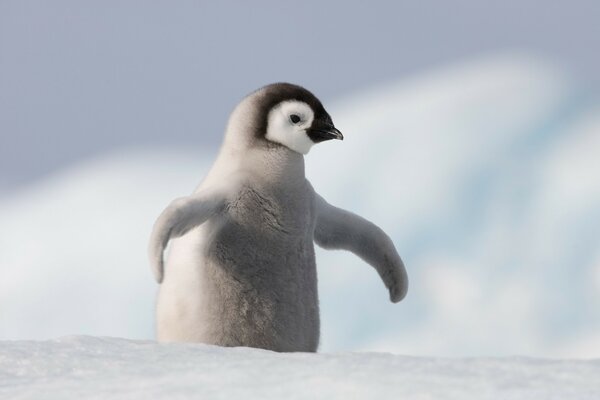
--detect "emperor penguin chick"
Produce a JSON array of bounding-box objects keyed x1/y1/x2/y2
[{"x1": 149, "y1": 83, "x2": 408, "y2": 352}]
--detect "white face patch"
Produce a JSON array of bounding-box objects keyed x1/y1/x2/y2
[{"x1": 265, "y1": 100, "x2": 315, "y2": 154}]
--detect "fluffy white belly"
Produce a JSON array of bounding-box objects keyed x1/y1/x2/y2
[{"x1": 156, "y1": 227, "x2": 209, "y2": 342}]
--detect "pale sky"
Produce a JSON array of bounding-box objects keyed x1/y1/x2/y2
[{"x1": 1, "y1": 0, "x2": 598, "y2": 191}]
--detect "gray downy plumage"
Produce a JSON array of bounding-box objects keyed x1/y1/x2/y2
[{"x1": 149, "y1": 83, "x2": 408, "y2": 352}]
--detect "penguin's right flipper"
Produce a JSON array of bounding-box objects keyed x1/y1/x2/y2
[{"x1": 148, "y1": 190, "x2": 225, "y2": 283}]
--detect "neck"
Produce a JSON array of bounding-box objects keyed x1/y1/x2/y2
[
  {"x1": 201, "y1": 142, "x2": 306, "y2": 190},
  {"x1": 248, "y1": 145, "x2": 306, "y2": 185}
]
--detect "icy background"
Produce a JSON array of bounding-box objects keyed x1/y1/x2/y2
[{"x1": 1, "y1": 53, "x2": 599, "y2": 358}]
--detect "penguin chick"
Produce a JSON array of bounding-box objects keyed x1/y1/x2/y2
[{"x1": 149, "y1": 83, "x2": 408, "y2": 352}]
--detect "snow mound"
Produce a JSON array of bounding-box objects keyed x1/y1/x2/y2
[{"x1": 1, "y1": 336, "x2": 599, "y2": 400}]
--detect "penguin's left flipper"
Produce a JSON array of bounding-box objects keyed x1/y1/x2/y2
[
  {"x1": 148, "y1": 190, "x2": 225, "y2": 284},
  {"x1": 313, "y1": 193, "x2": 408, "y2": 303}
]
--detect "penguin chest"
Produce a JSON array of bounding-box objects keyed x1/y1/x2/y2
[
  {"x1": 211, "y1": 185, "x2": 316, "y2": 272},
  {"x1": 227, "y1": 185, "x2": 312, "y2": 237}
]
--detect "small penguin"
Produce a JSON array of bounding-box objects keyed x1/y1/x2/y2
[{"x1": 149, "y1": 83, "x2": 408, "y2": 352}]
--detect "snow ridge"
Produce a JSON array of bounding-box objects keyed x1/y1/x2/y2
[{"x1": 1, "y1": 336, "x2": 599, "y2": 400}]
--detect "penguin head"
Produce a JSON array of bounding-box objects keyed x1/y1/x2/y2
[
  {"x1": 227, "y1": 83, "x2": 343, "y2": 155},
  {"x1": 264, "y1": 94, "x2": 343, "y2": 154}
]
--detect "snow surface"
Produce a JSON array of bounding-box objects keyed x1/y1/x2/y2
[
  {"x1": 1, "y1": 53, "x2": 599, "y2": 358},
  {"x1": 1, "y1": 336, "x2": 599, "y2": 400}
]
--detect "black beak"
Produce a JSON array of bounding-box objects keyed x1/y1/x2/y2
[{"x1": 307, "y1": 122, "x2": 344, "y2": 143}]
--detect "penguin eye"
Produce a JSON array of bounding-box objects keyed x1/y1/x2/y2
[{"x1": 289, "y1": 114, "x2": 301, "y2": 124}]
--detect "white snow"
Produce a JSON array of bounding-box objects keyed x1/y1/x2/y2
[
  {"x1": 1, "y1": 336, "x2": 598, "y2": 400},
  {"x1": 1, "y1": 53, "x2": 599, "y2": 359}
]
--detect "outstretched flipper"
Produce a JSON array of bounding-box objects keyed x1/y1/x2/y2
[
  {"x1": 149, "y1": 190, "x2": 225, "y2": 283},
  {"x1": 313, "y1": 193, "x2": 408, "y2": 302}
]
